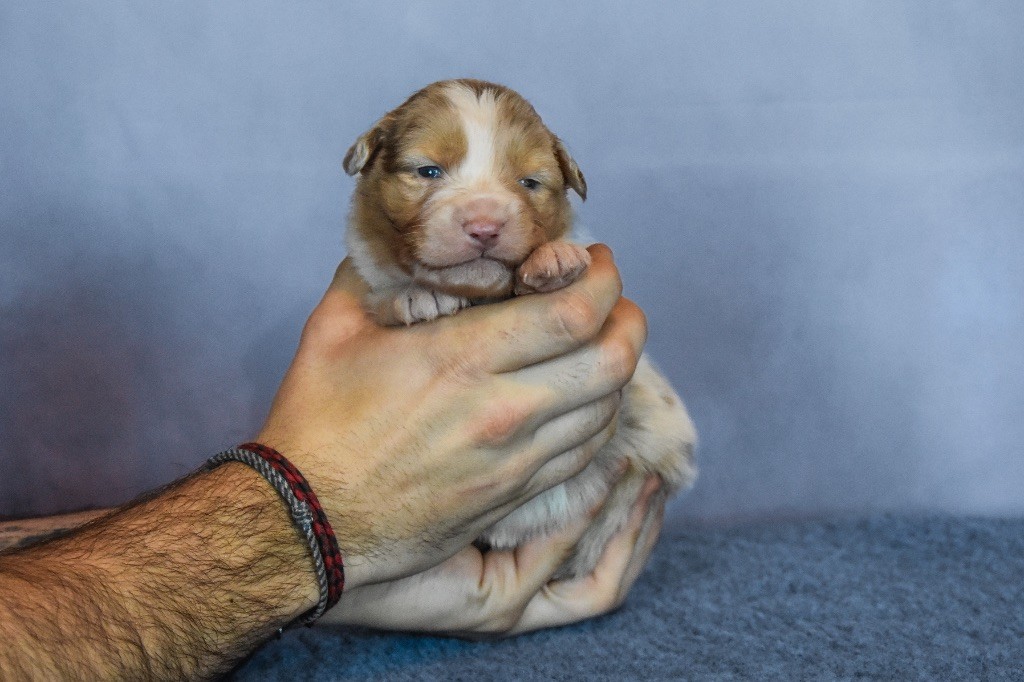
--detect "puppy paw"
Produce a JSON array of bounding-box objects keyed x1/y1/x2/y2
[
  {"x1": 515, "y1": 240, "x2": 592, "y2": 295},
  {"x1": 372, "y1": 286, "x2": 470, "y2": 326}
]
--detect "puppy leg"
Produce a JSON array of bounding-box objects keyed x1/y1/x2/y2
[
  {"x1": 515, "y1": 240, "x2": 592, "y2": 295},
  {"x1": 368, "y1": 285, "x2": 470, "y2": 326}
]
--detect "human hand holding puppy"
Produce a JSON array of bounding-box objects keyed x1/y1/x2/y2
[
  {"x1": 260, "y1": 244, "x2": 651, "y2": 592},
  {"x1": 0, "y1": 244, "x2": 660, "y2": 678},
  {"x1": 267, "y1": 244, "x2": 664, "y2": 636}
]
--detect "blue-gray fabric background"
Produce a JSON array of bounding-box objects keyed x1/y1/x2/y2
[{"x1": 2, "y1": 2, "x2": 1022, "y2": 523}]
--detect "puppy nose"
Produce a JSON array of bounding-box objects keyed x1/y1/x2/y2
[
  {"x1": 461, "y1": 197, "x2": 506, "y2": 249},
  {"x1": 464, "y1": 219, "x2": 503, "y2": 248}
]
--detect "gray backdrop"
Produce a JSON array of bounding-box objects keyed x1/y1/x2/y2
[{"x1": 2, "y1": 2, "x2": 1022, "y2": 524}]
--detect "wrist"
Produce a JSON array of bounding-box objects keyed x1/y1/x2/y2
[
  {"x1": 252, "y1": 434, "x2": 376, "y2": 591},
  {"x1": 93, "y1": 463, "x2": 322, "y2": 631},
  {"x1": 213, "y1": 443, "x2": 345, "y2": 622},
  {"x1": 195, "y1": 462, "x2": 323, "y2": 620}
]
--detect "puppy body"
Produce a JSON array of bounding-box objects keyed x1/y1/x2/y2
[{"x1": 344, "y1": 79, "x2": 696, "y2": 577}]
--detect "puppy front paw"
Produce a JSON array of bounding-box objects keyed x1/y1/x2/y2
[
  {"x1": 515, "y1": 240, "x2": 592, "y2": 295},
  {"x1": 371, "y1": 286, "x2": 470, "y2": 326}
]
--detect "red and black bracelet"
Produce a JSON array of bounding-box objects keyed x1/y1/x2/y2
[{"x1": 205, "y1": 442, "x2": 344, "y2": 625}]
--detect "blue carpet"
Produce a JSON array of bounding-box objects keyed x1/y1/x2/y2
[{"x1": 230, "y1": 517, "x2": 1024, "y2": 680}]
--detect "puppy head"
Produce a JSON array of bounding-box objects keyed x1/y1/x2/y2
[{"x1": 345, "y1": 79, "x2": 586, "y2": 299}]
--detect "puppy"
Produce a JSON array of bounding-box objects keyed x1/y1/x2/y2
[{"x1": 343, "y1": 79, "x2": 696, "y2": 578}]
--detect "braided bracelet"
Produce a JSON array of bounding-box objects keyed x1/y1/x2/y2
[{"x1": 205, "y1": 443, "x2": 344, "y2": 626}]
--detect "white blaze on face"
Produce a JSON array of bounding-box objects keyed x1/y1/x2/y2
[
  {"x1": 414, "y1": 83, "x2": 531, "y2": 279},
  {"x1": 443, "y1": 83, "x2": 500, "y2": 188}
]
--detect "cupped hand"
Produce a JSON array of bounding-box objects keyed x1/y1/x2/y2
[
  {"x1": 256, "y1": 245, "x2": 648, "y2": 590},
  {"x1": 318, "y1": 474, "x2": 666, "y2": 636}
]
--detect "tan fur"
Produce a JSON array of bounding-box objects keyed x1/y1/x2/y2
[{"x1": 343, "y1": 79, "x2": 696, "y2": 576}]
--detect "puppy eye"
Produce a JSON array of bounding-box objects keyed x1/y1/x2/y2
[
  {"x1": 519, "y1": 178, "x2": 541, "y2": 190},
  {"x1": 417, "y1": 165, "x2": 444, "y2": 179}
]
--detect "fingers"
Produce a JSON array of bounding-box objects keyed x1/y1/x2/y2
[
  {"x1": 465, "y1": 467, "x2": 633, "y2": 636},
  {"x1": 519, "y1": 400, "x2": 620, "y2": 498},
  {"x1": 320, "y1": 474, "x2": 664, "y2": 638},
  {"x1": 480, "y1": 297, "x2": 644, "y2": 499},
  {"x1": 582, "y1": 476, "x2": 665, "y2": 609},
  {"x1": 461, "y1": 295, "x2": 643, "y2": 471},
  {"x1": 510, "y1": 475, "x2": 663, "y2": 634},
  {"x1": 439, "y1": 244, "x2": 624, "y2": 374},
  {"x1": 510, "y1": 296, "x2": 647, "y2": 424},
  {"x1": 482, "y1": 511, "x2": 598, "y2": 613},
  {"x1": 614, "y1": 486, "x2": 666, "y2": 602}
]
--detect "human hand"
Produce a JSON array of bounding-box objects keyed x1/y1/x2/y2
[
  {"x1": 318, "y1": 474, "x2": 666, "y2": 636},
  {"x1": 257, "y1": 244, "x2": 648, "y2": 590}
]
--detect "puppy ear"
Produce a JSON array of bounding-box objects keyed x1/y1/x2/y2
[
  {"x1": 343, "y1": 124, "x2": 385, "y2": 176},
  {"x1": 554, "y1": 138, "x2": 587, "y2": 201}
]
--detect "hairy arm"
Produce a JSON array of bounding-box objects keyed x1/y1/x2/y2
[
  {"x1": 0, "y1": 245, "x2": 651, "y2": 677},
  {"x1": 0, "y1": 464, "x2": 318, "y2": 680}
]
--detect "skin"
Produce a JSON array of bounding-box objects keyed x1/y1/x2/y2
[
  {"x1": 259, "y1": 244, "x2": 649, "y2": 587},
  {"x1": 0, "y1": 245, "x2": 663, "y2": 679},
  {"x1": 320, "y1": 473, "x2": 665, "y2": 637}
]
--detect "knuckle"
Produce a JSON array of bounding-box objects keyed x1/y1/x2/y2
[
  {"x1": 471, "y1": 399, "x2": 530, "y2": 447},
  {"x1": 551, "y1": 290, "x2": 602, "y2": 343},
  {"x1": 590, "y1": 245, "x2": 624, "y2": 299},
  {"x1": 621, "y1": 297, "x2": 648, "y2": 343},
  {"x1": 602, "y1": 335, "x2": 640, "y2": 385},
  {"x1": 610, "y1": 265, "x2": 624, "y2": 300}
]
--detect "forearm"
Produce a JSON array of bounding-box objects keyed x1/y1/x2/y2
[{"x1": 0, "y1": 464, "x2": 318, "y2": 680}]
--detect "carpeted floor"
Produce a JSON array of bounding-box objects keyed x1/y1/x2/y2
[{"x1": 230, "y1": 516, "x2": 1024, "y2": 680}]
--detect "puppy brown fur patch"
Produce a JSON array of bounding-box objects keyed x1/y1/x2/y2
[{"x1": 345, "y1": 79, "x2": 585, "y2": 300}]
